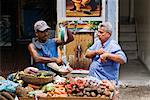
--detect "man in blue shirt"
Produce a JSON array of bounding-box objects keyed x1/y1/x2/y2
[
  {"x1": 85, "y1": 22, "x2": 127, "y2": 83},
  {"x1": 28, "y1": 20, "x2": 74, "y2": 71}
]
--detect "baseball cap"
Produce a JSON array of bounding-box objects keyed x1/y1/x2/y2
[{"x1": 34, "y1": 20, "x2": 50, "y2": 32}]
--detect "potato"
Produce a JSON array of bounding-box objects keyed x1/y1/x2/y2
[
  {"x1": 91, "y1": 92, "x2": 96, "y2": 97},
  {"x1": 16, "y1": 86, "x2": 28, "y2": 97},
  {"x1": 25, "y1": 86, "x2": 34, "y2": 92},
  {"x1": 77, "y1": 92, "x2": 84, "y2": 96},
  {"x1": 83, "y1": 94, "x2": 88, "y2": 97},
  {"x1": 84, "y1": 88, "x2": 91, "y2": 91},
  {"x1": 85, "y1": 92, "x2": 90, "y2": 96},
  {"x1": 104, "y1": 91, "x2": 111, "y2": 96},
  {"x1": 109, "y1": 86, "x2": 114, "y2": 92},
  {"x1": 97, "y1": 88, "x2": 102, "y2": 94}
]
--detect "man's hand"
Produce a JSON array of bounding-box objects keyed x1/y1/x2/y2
[
  {"x1": 99, "y1": 52, "x2": 109, "y2": 63},
  {"x1": 55, "y1": 58, "x2": 63, "y2": 65},
  {"x1": 61, "y1": 21, "x2": 68, "y2": 27},
  {"x1": 96, "y1": 48, "x2": 105, "y2": 55}
]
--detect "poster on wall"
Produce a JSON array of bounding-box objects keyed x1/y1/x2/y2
[{"x1": 66, "y1": 0, "x2": 102, "y2": 17}]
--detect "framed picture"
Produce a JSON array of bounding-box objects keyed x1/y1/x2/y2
[{"x1": 66, "y1": 0, "x2": 102, "y2": 17}]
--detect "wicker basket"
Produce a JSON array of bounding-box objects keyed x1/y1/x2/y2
[{"x1": 19, "y1": 73, "x2": 53, "y2": 85}]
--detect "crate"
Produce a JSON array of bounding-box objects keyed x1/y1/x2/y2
[
  {"x1": 19, "y1": 97, "x2": 109, "y2": 100},
  {"x1": 38, "y1": 97, "x2": 109, "y2": 100}
]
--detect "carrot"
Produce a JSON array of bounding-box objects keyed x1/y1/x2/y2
[
  {"x1": 59, "y1": 88, "x2": 66, "y2": 94},
  {"x1": 28, "y1": 84, "x2": 40, "y2": 89},
  {"x1": 47, "y1": 91, "x2": 54, "y2": 95},
  {"x1": 47, "y1": 92, "x2": 52, "y2": 95},
  {"x1": 54, "y1": 84, "x2": 64, "y2": 88},
  {"x1": 54, "y1": 89, "x2": 62, "y2": 94}
]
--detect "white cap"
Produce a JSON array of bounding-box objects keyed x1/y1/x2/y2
[{"x1": 34, "y1": 20, "x2": 50, "y2": 32}]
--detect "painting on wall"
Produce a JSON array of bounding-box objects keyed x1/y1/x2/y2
[{"x1": 66, "y1": 0, "x2": 102, "y2": 17}]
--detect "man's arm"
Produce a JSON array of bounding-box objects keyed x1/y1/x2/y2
[
  {"x1": 28, "y1": 43, "x2": 62, "y2": 64},
  {"x1": 57, "y1": 47, "x2": 63, "y2": 59},
  {"x1": 100, "y1": 52, "x2": 126, "y2": 64},
  {"x1": 85, "y1": 50, "x2": 97, "y2": 58},
  {"x1": 107, "y1": 53, "x2": 126, "y2": 64},
  {"x1": 85, "y1": 48, "x2": 105, "y2": 58},
  {"x1": 65, "y1": 29, "x2": 74, "y2": 44}
]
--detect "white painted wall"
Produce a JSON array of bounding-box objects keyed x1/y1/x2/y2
[
  {"x1": 135, "y1": 0, "x2": 150, "y2": 70},
  {"x1": 106, "y1": 0, "x2": 118, "y2": 41},
  {"x1": 120, "y1": 0, "x2": 129, "y2": 17}
]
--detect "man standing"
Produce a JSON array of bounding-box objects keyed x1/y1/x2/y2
[
  {"x1": 28, "y1": 20, "x2": 74, "y2": 71},
  {"x1": 85, "y1": 22, "x2": 127, "y2": 83}
]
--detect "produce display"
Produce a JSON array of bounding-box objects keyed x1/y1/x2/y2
[
  {"x1": 16, "y1": 73, "x2": 115, "y2": 99},
  {"x1": 0, "y1": 68, "x2": 116, "y2": 100}
]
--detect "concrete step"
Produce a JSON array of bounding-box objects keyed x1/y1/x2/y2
[
  {"x1": 124, "y1": 50, "x2": 138, "y2": 60},
  {"x1": 120, "y1": 24, "x2": 136, "y2": 33},
  {"x1": 119, "y1": 33, "x2": 136, "y2": 42},
  {"x1": 119, "y1": 85, "x2": 150, "y2": 100},
  {"x1": 120, "y1": 41, "x2": 137, "y2": 51}
]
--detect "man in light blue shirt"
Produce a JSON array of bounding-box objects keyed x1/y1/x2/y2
[{"x1": 85, "y1": 22, "x2": 127, "y2": 83}]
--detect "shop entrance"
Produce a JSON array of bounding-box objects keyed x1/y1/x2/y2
[
  {"x1": 18, "y1": 0, "x2": 57, "y2": 39},
  {"x1": 0, "y1": 0, "x2": 57, "y2": 77}
]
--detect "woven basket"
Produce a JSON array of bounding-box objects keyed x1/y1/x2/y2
[{"x1": 19, "y1": 73, "x2": 53, "y2": 85}]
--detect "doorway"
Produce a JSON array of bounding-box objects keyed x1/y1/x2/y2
[
  {"x1": 18, "y1": 0, "x2": 57, "y2": 39},
  {"x1": 0, "y1": 0, "x2": 57, "y2": 77}
]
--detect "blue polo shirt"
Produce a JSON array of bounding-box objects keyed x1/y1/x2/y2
[{"x1": 87, "y1": 39, "x2": 127, "y2": 82}]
